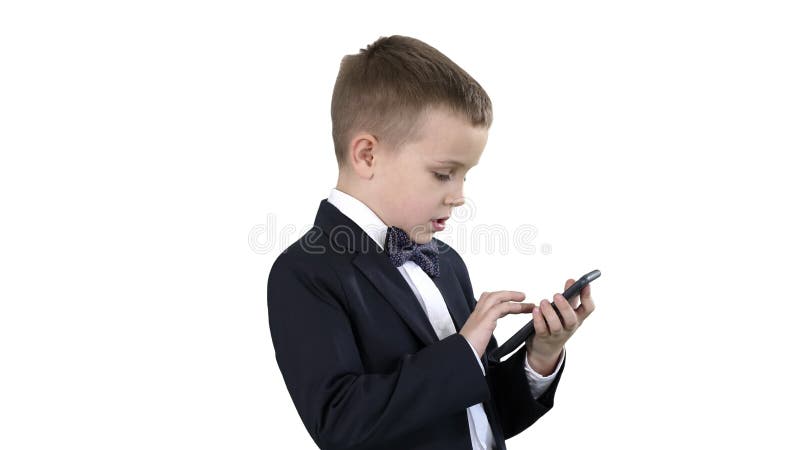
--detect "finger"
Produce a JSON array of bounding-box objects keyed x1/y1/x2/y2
[
  {"x1": 496, "y1": 301, "x2": 535, "y2": 318},
  {"x1": 532, "y1": 303, "x2": 549, "y2": 337},
  {"x1": 476, "y1": 291, "x2": 521, "y2": 313},
  {"x1": 580, "y1": 282, "x2": 591, "y2": 304},
  {"x1": 562, "y1": 279, "x2": 581, "y2": 309},
  {"x1": 540, "y1": 298, "x2": 563, "y2": 335},
  {"x1": 575, "y1": 290, "x2": 596, "y2": 322},
  {"x1": 486, "y1": 290, "x2": 526, "y2": 306},
  {"x1": 553, "y1": 293, "x2": 579, "y2": 331},
  {"x1": 574, "y1": 282, "x2": 595, "y2": 321}
]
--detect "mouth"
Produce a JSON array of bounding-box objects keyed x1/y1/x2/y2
[{"x1": 431, "y1": 217, "x2": 448, "y2": 231}]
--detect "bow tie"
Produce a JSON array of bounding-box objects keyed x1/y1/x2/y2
[{"x1": 383, "y1": 225, "x2": 441, "y2": 278}]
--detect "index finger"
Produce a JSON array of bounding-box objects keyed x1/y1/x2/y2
[{"x1": 484, "y1": 290, "x2": 526, "y2": 305}]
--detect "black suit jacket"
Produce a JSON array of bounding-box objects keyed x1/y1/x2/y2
[{"x1": 267, "y1": 199, "x2": 565, "y2": 450}]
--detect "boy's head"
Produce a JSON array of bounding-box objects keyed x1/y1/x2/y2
[{"x1": 331, "y1": 35, "x2": 493, "y2": 244}]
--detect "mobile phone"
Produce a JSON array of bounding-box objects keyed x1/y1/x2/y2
[{"x1": 487, "y1": 269, "x2": 601, "y2": 364}]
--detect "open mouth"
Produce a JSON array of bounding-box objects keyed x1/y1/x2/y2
[{"x1": 432, "y1": 217, "x2": 448, "y2": 231}]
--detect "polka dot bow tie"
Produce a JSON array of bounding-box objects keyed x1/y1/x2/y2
[{"x1": 384, "y1": 225, "x2": 440, "y2": 278}]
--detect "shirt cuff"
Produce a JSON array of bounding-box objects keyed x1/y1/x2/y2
[
  {"x1": 465, "y1": 338, "x2": 486, "y2": 376},
  {"x1": 523, "y1": 347, "x2": 565, "y2": 399}
]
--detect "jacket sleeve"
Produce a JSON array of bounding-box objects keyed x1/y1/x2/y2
[
  {"x1": 450, "y1": 250, "x2": 567, "y2": 440},
  {"x1": 267, "y1": 252, "x2": 490, "y2": 450},
  {"x1": 483, "y1": 328, "x2": 566, "y2": 439}
]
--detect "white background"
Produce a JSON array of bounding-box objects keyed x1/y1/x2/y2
[{"x1": 2, "y1": 1, "x2": 798, "y2": 448}]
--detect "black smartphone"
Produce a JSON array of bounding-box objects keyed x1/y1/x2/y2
[{"x1": 487, "y1": 269, "x2": 601, "y2": 364}]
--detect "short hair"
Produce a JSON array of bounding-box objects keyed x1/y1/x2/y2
[{"x1": 331, "y1": 35, "x2": 493, "y2": 169}]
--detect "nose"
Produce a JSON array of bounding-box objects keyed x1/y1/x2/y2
[
  {"x1": 446, "y1": 182, "x2": 465, "y2": 207},
  {"x1": 449, "y1": 197, "x2": 465, "y2": 208}
]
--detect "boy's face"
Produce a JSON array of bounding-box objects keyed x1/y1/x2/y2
[{"x1": 348, "y1": 106, "x2": 487, "y2": 244}]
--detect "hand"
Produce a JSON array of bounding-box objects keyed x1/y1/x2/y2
[
  {"x1": 526, "y1": 278, "x2": 596, "y2": 372},
  {"x1": 459, "y1": 291, "x2": 535, "y2": 358}
]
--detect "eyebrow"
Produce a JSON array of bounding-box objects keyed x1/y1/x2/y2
[{"x1": 433, "y1": 159, "x2": 467, "y2": 168}]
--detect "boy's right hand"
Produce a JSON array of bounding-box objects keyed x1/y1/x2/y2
[{"x1": 458, "y1": 291, "x2": 533, "y2": 358}]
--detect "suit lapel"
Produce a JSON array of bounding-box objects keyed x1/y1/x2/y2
[
  {"x1": 314, "y1": 198, "x2": 472, "y2": 347},
  {"x1": 432, "y1": 263, "x2": 471, "y2": 332},
  {"x1": 353, "y1": 251, "x2": 440, "y2": 345}
]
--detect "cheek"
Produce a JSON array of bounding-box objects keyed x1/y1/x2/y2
[
  {"x1": 408, "y1": 197, "x2": 440, "y2": 223},
  {"x1": 388, "y1": 172, "x2": 442, "y2": 223},
  {"x1": 390, "y1": 196, "x2": 428, "y2": 224}
]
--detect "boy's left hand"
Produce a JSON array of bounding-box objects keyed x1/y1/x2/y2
[{"x1": 525, "y1": 278, "x2": 596, "y2": 375}]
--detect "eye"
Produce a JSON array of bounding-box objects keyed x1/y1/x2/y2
[
  {"x1": 434, "y1": 172, "x2": 452, "y2": 182},
  {"x1": 433, "y1": 172, "x2": 467, "y2": 183}
]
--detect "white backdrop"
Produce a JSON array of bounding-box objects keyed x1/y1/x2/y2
[{"x1": 1, "y1": 1, "x2": 798, "y2": 448}]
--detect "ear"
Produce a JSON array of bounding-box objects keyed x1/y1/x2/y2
[{"x1": 347, "y1": 132, "x2": 379, "y2": 180}]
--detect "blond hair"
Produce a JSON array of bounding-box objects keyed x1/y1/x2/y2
[{"x1": 331, "y1": 35, "x2": 493, "y2": 169}]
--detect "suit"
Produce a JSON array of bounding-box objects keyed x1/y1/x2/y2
[{"x1": 267, "y1": 197, "x2": 566, "y2": 449}]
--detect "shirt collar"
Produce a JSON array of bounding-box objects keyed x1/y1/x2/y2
[{"x1": 327, "y1": 188, "x2": 389, "y2": 251}]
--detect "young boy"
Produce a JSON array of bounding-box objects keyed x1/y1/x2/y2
[{"x1": 267, "y1": 35, "x2": 595, "y2": 450}]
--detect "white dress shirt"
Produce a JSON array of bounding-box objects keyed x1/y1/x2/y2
[{"x1": 327, "y1": 188, "x2": 565, "y2": 450}]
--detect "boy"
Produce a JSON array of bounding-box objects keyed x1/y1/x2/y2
[{"x1": 267, "y1": 35, "x2": 595, "y2": 450}]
